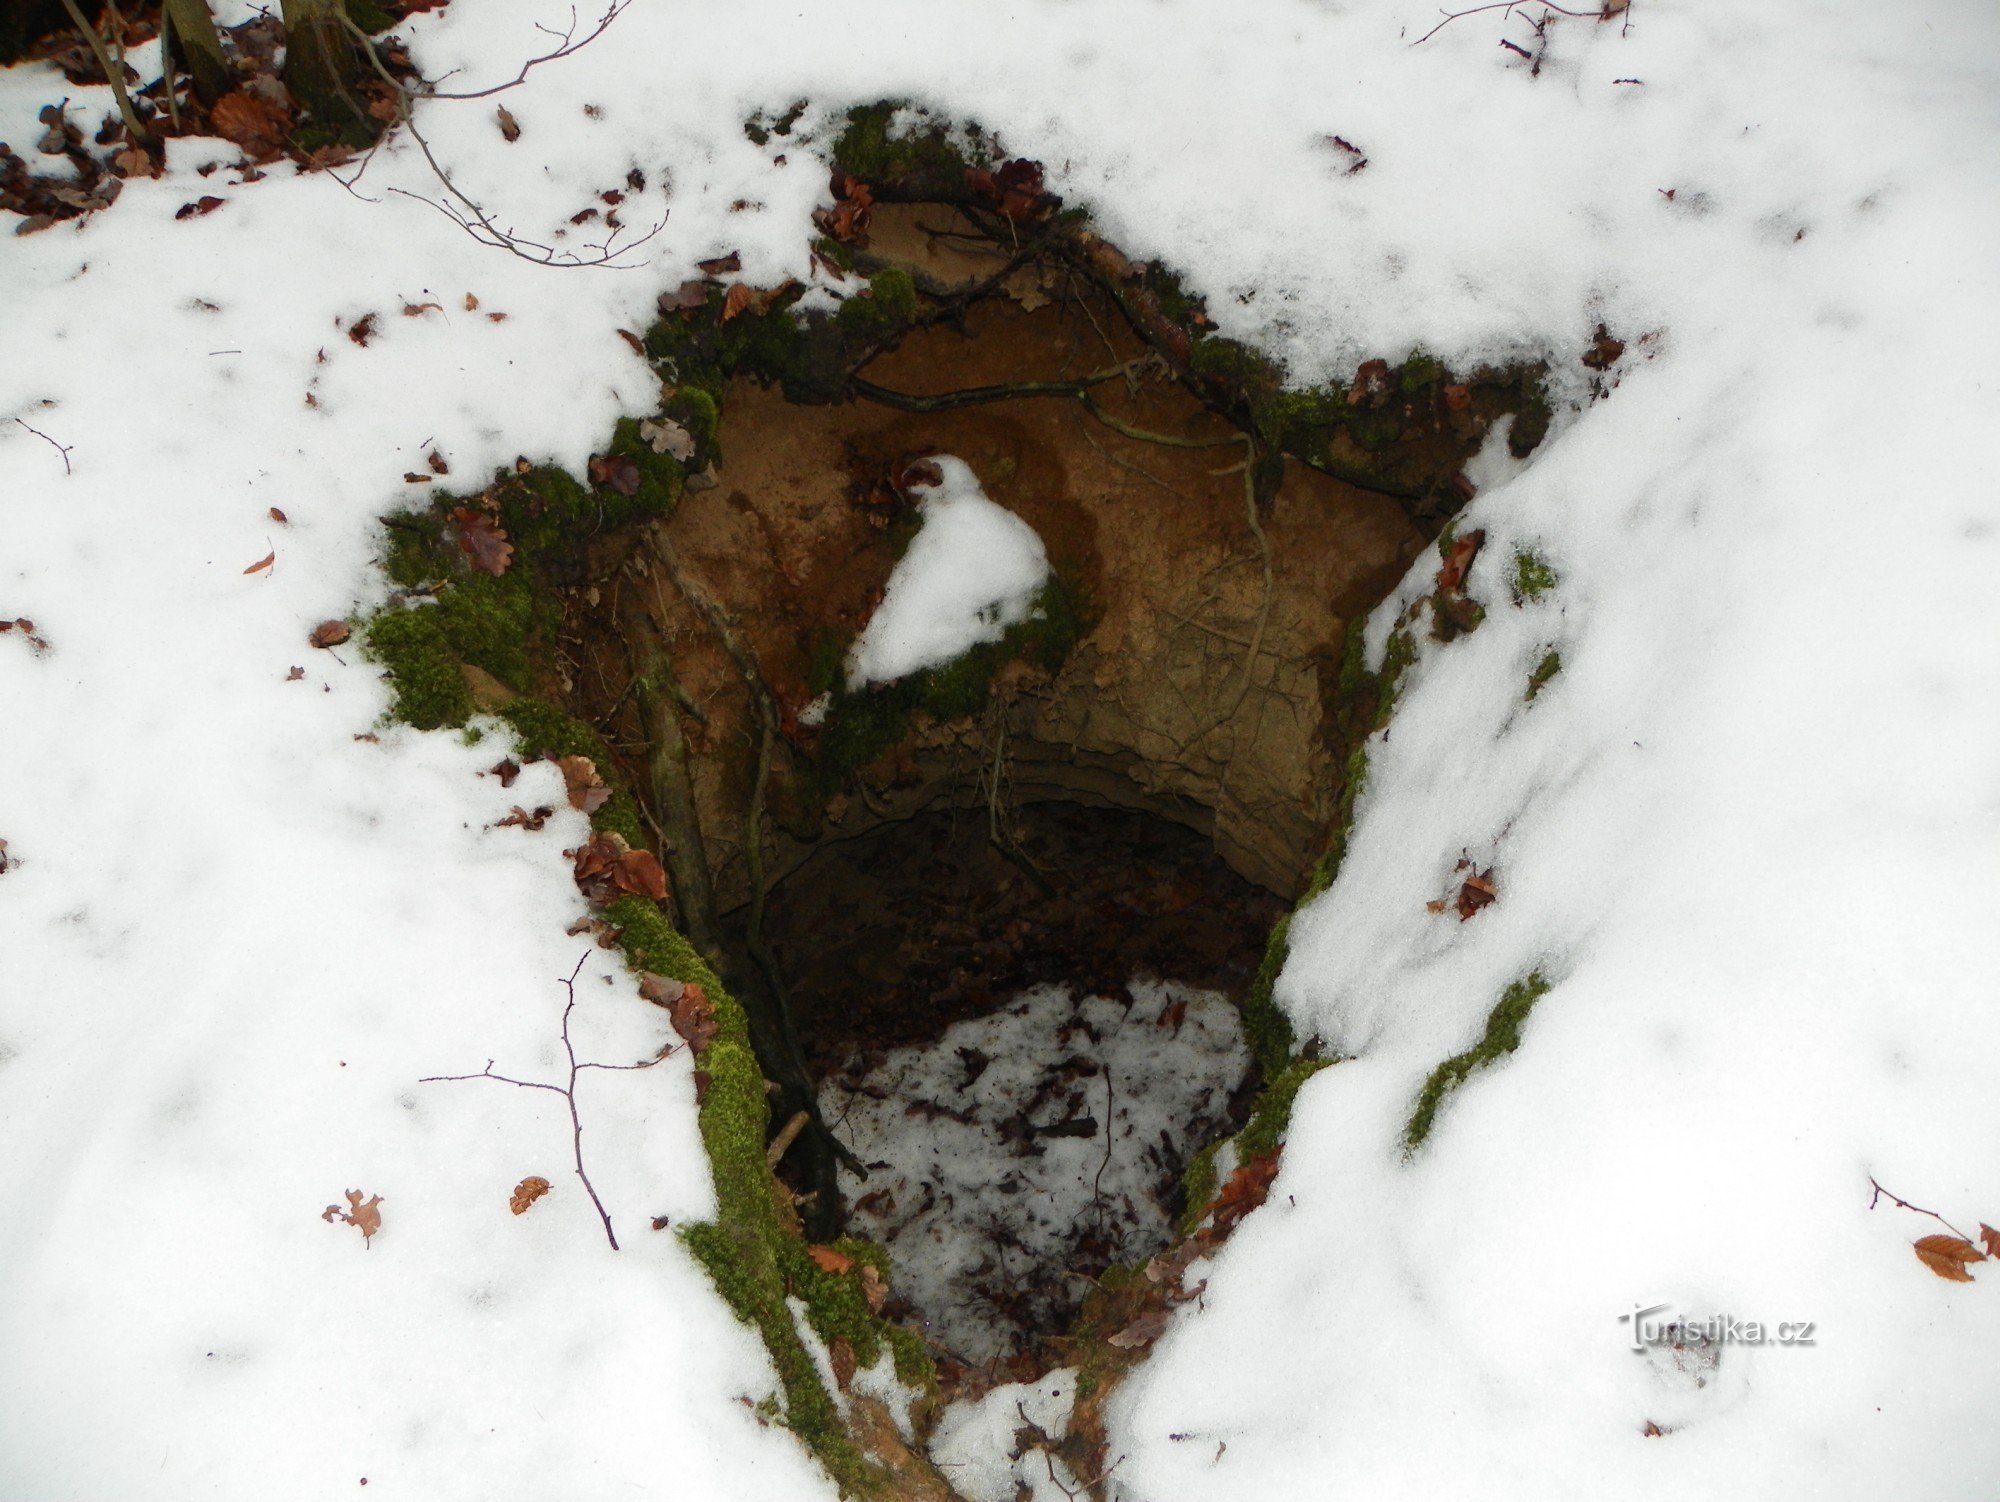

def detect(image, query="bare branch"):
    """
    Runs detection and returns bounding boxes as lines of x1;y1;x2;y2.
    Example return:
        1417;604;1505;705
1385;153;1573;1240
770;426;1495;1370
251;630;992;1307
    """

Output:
1869;1176;1976;1244
415;1;632;101
1411;1;1606;47
13;418;74;475
422;952;672;1250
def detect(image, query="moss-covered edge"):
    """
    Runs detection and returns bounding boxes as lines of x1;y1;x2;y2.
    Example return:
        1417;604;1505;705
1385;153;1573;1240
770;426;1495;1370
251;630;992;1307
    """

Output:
1403;970;1552;1150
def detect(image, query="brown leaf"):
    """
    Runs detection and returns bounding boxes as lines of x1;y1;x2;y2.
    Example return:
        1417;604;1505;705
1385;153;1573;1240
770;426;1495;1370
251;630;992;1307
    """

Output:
486;312;508;323
210;89;292;161
697;251;741;275
269;506;289;522
613;847;669;900
348;312;380;347
310;619;351;648
322;1188;384;1246
1582;323;1626;371
829;1335;856;1390
1437;529;1486;593
404;473;433;484
425;450;449;475
1442;383;1472;411
587;453;642;497
488;757;521;787
638;417;695;461
721;282;755;322
638;971;686;1007
1107;1310;1172;1350
1348;357;1391;405
509;1176;552;1215
1210;1151;1280;1233
659;280;710;316
286;665;305;681
1914;1234;1986;1282
243;550;275;574
616;328;646;357
1455;869;1498;921
496;105;521;142
1981;1224;2000;1260
175;195;227;220
556;754;611;813
808;1244;855;1275
464;292;480;311
665;979;718;1053
495;804;552;831
450;507;514;576
858;1262;887;1313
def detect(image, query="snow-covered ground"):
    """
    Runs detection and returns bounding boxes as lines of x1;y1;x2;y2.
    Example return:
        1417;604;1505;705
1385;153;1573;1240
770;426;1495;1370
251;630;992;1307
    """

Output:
4;0;1998;1498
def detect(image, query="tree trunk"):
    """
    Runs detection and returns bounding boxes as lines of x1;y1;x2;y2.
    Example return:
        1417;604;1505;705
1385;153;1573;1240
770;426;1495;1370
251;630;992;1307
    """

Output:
279;0;364;132
162;0;230;106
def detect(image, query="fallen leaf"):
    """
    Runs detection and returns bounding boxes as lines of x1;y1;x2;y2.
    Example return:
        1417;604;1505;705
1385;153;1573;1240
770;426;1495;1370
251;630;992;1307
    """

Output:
721;282;755;322
587;454;642;497
402;301;442;318
659;280;710;315
404;473;432;484
1455;869;1498;921
210;88;292;161
1442;383;1471;411
556;754;611;813
322;1188;384;1246
1348;357;1391;405
857;1263;887;1313
286;665;305;681
829;1336;856;1390
697;251;741;275
638;417;695;461
450;507;514;576
174;195;227;220
664;978;718;1053
808;1245;855;1275
616;328;646;357
1914;1233;1986;1282
463;292;480;311
1107;1310;1172;1349
638;972;686;1007
488;757;521;787
426;450;449;475
269;506;289;523
495;804;552;831
1582;323;1626;371
1209;1151;1280;1233
1642;1420;1663;1437
486;312;508;323
310;619;351;648
1437;529;1486;593
348;312;380;347
496;105;521;142
1982;1224;2000;1260
651;1215;672;1231
243;550;275;574
509;1176;552;1214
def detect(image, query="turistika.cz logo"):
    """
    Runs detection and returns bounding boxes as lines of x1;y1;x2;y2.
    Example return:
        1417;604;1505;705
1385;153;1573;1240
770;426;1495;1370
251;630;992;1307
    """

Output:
1619;1302;1817;1352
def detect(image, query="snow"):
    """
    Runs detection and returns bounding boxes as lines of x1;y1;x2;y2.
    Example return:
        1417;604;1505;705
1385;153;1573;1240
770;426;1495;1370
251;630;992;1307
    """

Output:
3;0;1998;1497
928;1368;1082;1502
844;455;1050;688
822;980;1246;1368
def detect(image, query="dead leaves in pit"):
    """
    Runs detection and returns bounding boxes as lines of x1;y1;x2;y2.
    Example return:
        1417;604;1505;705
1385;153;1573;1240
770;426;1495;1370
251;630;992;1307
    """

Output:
1428;856;1498;922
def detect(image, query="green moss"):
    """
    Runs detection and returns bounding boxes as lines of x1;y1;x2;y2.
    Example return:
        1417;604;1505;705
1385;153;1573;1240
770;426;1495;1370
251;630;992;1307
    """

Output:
382;512;446;588
1239;1056;1330;1161
1512;548;1558;604
1253;384;1346;463
1398;350;1447;394
364;604;472;730
830;100;975;192
836;267;917;331
603;416;688;515
498;701;650;848
1526;649;1563;702
435;567;542;689
342;0;395;31
1237;914;1298;1080
1189;331;1281;392
1405;971;1552;1149
1509;368;1553;457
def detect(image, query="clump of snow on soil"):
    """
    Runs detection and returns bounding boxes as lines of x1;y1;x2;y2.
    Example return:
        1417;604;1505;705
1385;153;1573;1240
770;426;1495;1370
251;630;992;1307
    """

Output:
822;980;1246;1368
845;456;1049;688
929;1367;1082;1502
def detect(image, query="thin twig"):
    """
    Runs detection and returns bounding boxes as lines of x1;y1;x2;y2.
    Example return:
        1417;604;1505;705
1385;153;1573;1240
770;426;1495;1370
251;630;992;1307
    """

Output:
13;418;74;475
421;953;672;1250
1411;0;1603;46
415;0;631;100
1869;1177;1975;1244
57;0;150;144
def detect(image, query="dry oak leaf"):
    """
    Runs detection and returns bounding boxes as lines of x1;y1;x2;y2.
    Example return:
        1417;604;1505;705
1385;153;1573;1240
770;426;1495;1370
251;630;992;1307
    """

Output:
510;1176;552;1215
1438;529;1485;594
210;88;291;161
1914;1234;1986;1283
639;417;696;461
1209;1151;1281;1234
310;619;351;648
664;979;718;1054
857;1262;888;1314
587;453;642;497
807;1244;855;1276
557;754;611;814
322;1188;384;1246
569;831;669;904
450;507;514;577
1982;1224;2000;1260
1107;1310;1173;1350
